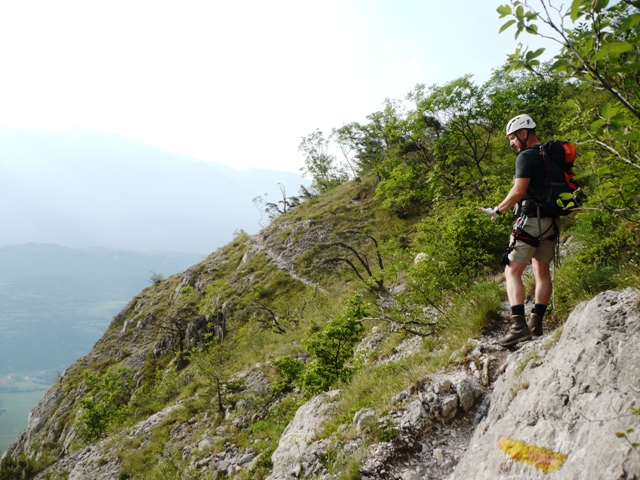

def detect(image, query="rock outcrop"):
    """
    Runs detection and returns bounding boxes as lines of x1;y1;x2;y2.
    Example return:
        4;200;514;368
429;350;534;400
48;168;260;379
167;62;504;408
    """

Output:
453;288;640;479
267;390;341;480
265;289;640;480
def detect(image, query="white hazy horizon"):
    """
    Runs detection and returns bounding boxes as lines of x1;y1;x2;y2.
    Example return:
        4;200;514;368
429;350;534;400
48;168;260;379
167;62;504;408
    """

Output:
0;0;556;174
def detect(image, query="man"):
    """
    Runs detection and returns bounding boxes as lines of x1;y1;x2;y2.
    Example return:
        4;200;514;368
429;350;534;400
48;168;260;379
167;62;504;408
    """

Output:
478;114;557;348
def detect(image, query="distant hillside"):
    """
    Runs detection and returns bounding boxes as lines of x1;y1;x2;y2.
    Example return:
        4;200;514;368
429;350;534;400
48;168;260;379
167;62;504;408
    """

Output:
0;129;307;254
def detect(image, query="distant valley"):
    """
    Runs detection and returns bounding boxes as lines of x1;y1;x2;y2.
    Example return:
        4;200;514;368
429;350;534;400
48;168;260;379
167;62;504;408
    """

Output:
0;243;203;451
0;243;204;380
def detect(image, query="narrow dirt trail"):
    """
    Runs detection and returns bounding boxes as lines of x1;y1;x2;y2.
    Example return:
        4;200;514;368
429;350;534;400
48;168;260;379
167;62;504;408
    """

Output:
247;233;321;289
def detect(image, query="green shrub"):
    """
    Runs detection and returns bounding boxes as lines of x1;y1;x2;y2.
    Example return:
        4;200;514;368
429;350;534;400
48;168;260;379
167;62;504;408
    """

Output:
271;355;306;393
0;454;38;480
300;295;368;393
376;417;399;442
554;212;640;318
148;271;165;285
191;335;239;414
375;155;441;217
74;365;135;442
409;205;510;309
271;295;368;394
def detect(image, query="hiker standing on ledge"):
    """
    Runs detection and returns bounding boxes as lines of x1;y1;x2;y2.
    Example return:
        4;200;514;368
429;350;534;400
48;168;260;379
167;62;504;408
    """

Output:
478;114;557;348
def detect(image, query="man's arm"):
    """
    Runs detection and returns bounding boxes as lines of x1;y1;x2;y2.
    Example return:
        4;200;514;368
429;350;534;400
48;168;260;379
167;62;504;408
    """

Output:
478;177;531;220
497;177;530;214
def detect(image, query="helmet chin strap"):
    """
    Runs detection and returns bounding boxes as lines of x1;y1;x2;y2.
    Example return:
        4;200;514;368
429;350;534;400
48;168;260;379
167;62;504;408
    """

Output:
515;130;529;150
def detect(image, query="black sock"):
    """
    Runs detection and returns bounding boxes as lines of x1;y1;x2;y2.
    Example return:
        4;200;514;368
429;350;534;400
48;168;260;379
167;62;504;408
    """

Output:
511;304;525;316
533;304;548;317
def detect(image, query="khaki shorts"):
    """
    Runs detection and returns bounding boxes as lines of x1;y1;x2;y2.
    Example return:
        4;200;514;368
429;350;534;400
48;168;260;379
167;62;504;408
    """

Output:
508;216;557;265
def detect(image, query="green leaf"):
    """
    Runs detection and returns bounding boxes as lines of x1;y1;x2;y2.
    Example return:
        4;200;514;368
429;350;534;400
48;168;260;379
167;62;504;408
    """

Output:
610;118;624;130
551;59;569;72
601;103;613;118
496;4;512;17
616;432;626;438
621;14;640;31
500;19;517;33
600;188;618;200
610;41;634;54
585;36;595;52
622;131;640;141
570;0;584;22
515;23;525;40
620;174;636;185
590;40;631;63
599;41;634;57
590;119;607;132
627;429;635;434
516;4;524;20
527;47;545;59
591;50;607;63
574;170;592;180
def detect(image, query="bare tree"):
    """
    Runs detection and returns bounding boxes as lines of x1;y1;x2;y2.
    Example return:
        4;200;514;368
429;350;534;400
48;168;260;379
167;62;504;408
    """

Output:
307;230;387;293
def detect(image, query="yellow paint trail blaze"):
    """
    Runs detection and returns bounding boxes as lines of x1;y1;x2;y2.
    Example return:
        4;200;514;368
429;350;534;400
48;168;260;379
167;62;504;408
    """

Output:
496;435;568;474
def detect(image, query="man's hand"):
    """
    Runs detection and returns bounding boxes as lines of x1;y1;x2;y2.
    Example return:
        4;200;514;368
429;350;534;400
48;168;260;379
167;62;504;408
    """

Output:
477;206;501;221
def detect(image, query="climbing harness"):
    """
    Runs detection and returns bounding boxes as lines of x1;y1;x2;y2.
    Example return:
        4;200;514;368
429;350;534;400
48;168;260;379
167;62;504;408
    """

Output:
501;204;557;266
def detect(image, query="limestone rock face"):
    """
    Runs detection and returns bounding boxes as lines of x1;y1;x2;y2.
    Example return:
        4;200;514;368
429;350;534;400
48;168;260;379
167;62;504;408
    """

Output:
453;288;640;480
267;389;341;480
35;445;120;480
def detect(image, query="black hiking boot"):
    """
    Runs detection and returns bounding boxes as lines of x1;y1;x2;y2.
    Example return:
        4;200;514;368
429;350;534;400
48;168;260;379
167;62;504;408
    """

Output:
527;312;543;338
498;315;531;349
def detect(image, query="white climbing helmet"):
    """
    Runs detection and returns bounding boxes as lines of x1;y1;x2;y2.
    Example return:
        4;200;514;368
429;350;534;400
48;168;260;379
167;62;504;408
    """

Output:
506;114;537;135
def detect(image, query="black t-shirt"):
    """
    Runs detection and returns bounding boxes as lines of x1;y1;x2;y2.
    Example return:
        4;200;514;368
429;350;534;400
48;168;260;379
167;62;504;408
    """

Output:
515;146;546;199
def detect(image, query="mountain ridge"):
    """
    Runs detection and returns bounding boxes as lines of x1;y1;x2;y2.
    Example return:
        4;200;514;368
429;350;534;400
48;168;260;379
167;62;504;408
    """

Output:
0;128;307;254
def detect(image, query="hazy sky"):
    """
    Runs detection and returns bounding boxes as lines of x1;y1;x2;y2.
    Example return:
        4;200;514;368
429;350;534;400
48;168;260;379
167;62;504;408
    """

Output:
0;0;555;173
